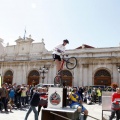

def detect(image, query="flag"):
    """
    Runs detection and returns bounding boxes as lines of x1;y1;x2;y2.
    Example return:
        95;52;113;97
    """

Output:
23;28;26;40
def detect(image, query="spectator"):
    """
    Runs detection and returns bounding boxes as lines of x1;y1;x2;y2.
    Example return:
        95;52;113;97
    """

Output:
0;83;9;113
87;94;92;105
78;87;84;100
30;87;36;100
69;87;88;120
9;87;15;103
91;88;97;103
15;85;22;108
109;88;120;120
38;87;48;116
97;87;102;105
21;86;27;106
7;99;13;112
24;87;46;120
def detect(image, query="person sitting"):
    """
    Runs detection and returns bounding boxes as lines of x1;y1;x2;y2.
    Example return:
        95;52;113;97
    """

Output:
69;87;88;120
109;88;120;120
87;94;92;105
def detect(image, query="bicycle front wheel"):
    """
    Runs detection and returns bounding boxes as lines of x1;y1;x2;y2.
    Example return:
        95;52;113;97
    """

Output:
54;76;62;87
66;57;77;70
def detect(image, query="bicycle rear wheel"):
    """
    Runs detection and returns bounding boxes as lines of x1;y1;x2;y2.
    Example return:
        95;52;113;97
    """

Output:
66;57;77;70
54;76;62;87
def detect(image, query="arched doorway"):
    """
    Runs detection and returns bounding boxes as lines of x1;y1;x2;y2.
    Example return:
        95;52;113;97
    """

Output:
3;70;13;84
59;70;72;86
28;70;39;86
94;69;111;86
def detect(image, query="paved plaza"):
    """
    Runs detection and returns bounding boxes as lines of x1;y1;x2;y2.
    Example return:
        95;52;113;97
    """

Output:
0;103;115;120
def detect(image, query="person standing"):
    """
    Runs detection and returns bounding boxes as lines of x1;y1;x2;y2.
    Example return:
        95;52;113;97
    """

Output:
38;87;48;116
97;87;102;105
109;88;120;120
24;87;46;120
91;88;97;103
52;39;69;72
78;87;84;100
0;83;9;113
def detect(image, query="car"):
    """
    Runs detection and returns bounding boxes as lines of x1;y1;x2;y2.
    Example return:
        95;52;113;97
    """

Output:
42;84;54;87
36;83;54;88
89;85;106;91
104;86;115;91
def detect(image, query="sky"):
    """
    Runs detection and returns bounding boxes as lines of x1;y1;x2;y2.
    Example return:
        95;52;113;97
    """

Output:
0;0;120;51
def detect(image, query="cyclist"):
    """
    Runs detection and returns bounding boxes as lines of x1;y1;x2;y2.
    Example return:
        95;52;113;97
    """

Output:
52;39;69;73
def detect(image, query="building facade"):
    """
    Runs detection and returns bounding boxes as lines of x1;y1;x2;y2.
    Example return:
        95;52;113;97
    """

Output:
0;36;120;87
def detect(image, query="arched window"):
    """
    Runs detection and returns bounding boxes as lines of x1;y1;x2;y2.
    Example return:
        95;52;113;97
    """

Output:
4;70;13;84
95;70;111;77
94;69;111;86
59;70;72;86
28;70;39;85
5;70;13;76
29;70;39;76
58;70;72;76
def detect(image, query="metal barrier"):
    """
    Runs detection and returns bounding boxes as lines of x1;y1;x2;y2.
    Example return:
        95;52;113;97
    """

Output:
102;92;113;120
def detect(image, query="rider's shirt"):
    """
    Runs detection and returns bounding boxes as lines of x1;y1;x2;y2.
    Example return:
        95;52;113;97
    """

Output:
52;44;65;56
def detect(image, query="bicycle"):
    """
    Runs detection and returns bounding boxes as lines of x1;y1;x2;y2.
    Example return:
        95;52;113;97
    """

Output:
54;54;77;87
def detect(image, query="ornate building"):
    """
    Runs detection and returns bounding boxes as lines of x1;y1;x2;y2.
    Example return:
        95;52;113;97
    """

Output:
0;36;120;87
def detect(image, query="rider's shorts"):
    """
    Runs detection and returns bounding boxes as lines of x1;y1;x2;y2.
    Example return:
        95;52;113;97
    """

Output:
52;54;61;61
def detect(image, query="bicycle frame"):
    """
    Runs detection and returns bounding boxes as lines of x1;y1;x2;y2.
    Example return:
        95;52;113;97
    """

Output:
59;55;68;71
54;55;77;87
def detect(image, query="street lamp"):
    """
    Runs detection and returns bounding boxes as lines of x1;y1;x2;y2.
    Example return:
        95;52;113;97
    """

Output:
118;66;120;73
39;65;48;83
0;74;1;87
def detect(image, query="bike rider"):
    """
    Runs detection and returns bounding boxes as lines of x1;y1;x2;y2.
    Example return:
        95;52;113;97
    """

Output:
52;39;69;73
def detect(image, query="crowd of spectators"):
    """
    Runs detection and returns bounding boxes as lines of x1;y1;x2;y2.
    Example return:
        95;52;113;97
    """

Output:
0;83;34;113
0;82;104;120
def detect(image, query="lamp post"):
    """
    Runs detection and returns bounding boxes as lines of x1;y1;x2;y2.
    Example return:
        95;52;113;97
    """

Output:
0;74;1;87
117;66;120;88
118;66;120;73
39;66;48;83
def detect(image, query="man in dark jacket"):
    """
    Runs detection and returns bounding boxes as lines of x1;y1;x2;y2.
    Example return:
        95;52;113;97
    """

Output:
0;83;8;112
24;87;46;120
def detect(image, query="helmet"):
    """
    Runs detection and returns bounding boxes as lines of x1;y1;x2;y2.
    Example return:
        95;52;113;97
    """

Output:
63;39;69;44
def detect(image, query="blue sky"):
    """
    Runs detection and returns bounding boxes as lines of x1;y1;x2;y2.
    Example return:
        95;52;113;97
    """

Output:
0;0;120;50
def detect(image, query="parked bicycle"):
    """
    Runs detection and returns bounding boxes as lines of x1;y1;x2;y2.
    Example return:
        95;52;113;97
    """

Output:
54;54;77;87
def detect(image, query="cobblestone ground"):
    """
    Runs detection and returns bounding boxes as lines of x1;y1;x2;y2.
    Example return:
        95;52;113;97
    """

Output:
0;103;116;120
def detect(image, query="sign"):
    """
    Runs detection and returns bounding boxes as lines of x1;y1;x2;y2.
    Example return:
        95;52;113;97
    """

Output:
50;92;61;105
48;87;63;108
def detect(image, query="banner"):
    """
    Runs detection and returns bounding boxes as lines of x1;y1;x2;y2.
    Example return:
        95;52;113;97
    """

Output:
0;75;1;88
